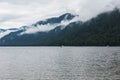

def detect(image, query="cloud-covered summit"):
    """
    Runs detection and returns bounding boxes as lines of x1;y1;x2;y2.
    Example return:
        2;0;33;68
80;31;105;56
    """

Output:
0;0;120;29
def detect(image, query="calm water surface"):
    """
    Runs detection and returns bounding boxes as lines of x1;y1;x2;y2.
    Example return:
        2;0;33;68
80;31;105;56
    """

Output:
0;47;120;80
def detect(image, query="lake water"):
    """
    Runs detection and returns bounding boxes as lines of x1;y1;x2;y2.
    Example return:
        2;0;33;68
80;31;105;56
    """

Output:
0;47;120;80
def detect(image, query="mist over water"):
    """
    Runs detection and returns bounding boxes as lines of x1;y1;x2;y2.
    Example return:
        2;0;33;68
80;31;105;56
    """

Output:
0;47;120;80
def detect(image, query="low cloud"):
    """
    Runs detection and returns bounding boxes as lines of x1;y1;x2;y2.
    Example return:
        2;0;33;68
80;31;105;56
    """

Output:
0;0;119;29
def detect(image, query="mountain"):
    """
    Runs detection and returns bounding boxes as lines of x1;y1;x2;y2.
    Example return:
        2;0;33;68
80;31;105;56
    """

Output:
0;13;76;37
33;13;76;26
0;28;19;39
0;13;78;45
0;29;6;33
0;8;120;46
51;8;120;46
19;13;77;34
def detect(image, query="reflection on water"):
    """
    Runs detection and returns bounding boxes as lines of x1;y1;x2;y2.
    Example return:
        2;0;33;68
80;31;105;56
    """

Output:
0;47;120;80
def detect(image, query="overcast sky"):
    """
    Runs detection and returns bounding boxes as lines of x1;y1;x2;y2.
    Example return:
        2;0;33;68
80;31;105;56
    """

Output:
0;0;120;29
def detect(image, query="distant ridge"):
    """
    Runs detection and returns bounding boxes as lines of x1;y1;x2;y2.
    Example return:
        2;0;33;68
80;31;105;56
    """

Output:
0;8;120;46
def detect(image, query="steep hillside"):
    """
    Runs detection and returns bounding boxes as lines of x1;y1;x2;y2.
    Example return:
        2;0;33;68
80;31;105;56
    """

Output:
0;9;120;46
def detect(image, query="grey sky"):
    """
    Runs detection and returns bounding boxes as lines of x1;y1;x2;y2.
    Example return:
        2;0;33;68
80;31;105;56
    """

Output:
0;0;120;29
